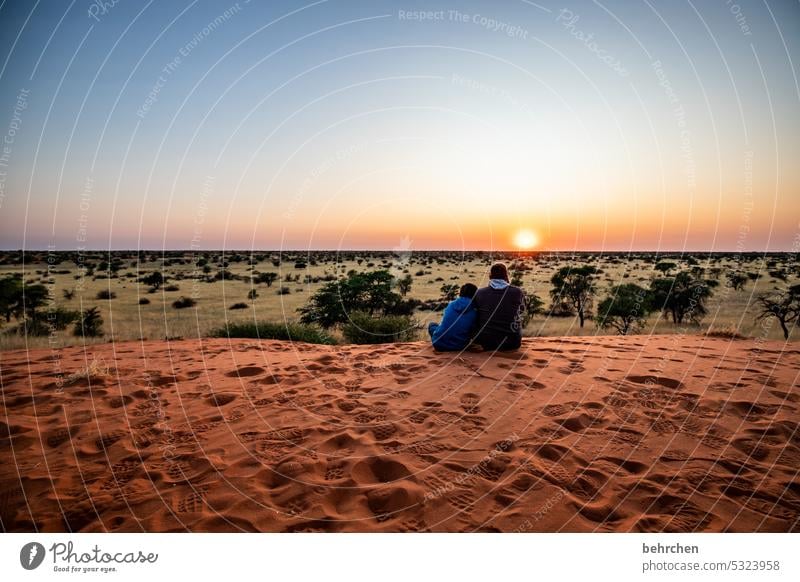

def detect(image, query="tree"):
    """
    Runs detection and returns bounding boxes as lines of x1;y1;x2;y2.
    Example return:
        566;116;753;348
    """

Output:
520;290;545;328
20;283;49;320
550;265;599;327
755;284;800;340
650;272;716;325
0;276;23;323
254;272;278;287
596;284;654;335
74;307;103;337
510;270;524;287
654;261;677;275
299;270;405;328
726;271;748;291
142;271;164;290
396;274;413;296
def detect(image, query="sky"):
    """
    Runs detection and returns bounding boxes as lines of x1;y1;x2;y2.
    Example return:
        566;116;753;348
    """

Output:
0;0;798;252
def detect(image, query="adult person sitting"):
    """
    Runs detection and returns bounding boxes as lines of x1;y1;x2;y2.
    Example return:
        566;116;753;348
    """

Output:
428;283;478;351
472;263;524;351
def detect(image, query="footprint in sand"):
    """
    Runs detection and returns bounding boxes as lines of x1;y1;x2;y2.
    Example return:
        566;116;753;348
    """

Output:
371;423;398;441
175;485;209;513
542;402;578;417
107;395;133;408
625;375;684;390
46;426;81;448
459;393;481;414
206;392;237;407
99;459;141;491
226;366;266;378
94;430;127;451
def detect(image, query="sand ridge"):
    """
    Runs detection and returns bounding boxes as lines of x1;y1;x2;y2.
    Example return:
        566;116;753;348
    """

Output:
1;335;798;532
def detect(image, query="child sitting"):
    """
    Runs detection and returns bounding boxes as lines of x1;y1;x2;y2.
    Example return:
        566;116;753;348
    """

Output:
427;283;478;351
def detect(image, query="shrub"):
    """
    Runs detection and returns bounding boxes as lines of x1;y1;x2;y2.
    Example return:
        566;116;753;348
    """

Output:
706;325;745;339
247;289;258;300
172;296;197;309
62;289;75;300
96;289;116;300
139;297;151;305
73;307;103;337
341;312;418;344
210;321;334;344
164;284;180;292
229;302;248;310
277;286;291;295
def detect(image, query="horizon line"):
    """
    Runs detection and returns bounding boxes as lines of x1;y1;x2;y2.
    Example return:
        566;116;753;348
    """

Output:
1;248;796;254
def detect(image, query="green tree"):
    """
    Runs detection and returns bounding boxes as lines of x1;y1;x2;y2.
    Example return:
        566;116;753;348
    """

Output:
21;283;49;320
654;261;677;275
396;274;413;296
550;265;599;327
520;290;545;328
142;271;164;290
726;271;748;291
596;284;654;335
74;307;104;337
299;270;404;328
254;272;278;287
650;272;716;325
0;276;23;323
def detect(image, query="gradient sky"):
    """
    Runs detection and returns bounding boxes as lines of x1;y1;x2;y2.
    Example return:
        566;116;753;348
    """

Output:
0;0;798;251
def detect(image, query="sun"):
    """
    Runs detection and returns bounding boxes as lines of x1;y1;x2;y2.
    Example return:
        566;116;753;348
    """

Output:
513;229;539;249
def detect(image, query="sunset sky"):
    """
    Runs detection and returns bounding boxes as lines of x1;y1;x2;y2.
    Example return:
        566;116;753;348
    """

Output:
0;0;798;251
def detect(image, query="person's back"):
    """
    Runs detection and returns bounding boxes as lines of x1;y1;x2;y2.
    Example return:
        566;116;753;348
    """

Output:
473;263;524;351
428;284;477;351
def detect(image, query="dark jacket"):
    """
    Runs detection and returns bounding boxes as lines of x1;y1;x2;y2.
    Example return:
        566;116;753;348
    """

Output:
472;285;524;350
430;296;477;351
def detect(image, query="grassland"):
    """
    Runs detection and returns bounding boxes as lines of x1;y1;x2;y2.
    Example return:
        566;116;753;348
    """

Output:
0;250;796;350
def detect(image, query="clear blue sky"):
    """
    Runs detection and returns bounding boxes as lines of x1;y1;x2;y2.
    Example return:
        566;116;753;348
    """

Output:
0;0;798;251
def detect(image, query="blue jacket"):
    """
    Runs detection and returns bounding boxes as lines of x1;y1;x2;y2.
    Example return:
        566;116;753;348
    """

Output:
431;296;477;351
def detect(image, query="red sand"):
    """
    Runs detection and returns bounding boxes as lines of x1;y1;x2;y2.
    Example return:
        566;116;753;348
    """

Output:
1;335;798;532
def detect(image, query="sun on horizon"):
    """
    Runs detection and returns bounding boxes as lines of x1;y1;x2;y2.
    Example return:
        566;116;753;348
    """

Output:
513;229;540;250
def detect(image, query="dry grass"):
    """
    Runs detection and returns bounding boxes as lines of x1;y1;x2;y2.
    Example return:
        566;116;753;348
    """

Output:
1;253;796;349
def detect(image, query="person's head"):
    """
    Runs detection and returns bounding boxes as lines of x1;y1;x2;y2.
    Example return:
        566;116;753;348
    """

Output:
459;283;478;299
490;263;509;282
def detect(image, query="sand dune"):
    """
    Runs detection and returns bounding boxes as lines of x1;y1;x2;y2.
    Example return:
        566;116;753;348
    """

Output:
1;335;798;532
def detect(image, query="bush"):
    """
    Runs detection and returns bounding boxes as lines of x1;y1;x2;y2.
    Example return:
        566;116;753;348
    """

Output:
96;289;116;300
172;296;197;309
277;286;291;295
341;312;418;344
210;321;335;344
73;307;103;337
229;302;248;310
47;307;81;330
139;297;151;305
164;284;180;292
